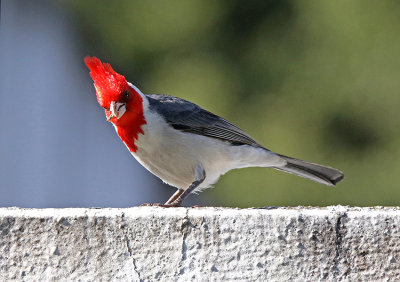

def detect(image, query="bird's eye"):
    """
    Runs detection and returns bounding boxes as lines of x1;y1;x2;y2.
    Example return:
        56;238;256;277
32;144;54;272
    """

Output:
122;90;130;101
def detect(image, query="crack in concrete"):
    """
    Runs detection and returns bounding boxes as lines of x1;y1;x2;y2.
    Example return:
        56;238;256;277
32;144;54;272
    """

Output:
121;212;142;282
333;212;348;279
178;209;190;275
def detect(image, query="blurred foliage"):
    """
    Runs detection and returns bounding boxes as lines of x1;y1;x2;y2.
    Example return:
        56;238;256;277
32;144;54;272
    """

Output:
67;0;400;207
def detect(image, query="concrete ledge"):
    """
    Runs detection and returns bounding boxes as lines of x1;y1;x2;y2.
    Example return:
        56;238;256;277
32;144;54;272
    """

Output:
0;206;399;281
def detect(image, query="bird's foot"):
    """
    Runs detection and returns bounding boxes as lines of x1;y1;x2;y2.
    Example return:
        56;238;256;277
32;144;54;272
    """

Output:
140;202;181;208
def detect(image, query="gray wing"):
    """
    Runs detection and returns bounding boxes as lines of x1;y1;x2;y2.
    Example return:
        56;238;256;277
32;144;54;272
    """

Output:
146;94;262;147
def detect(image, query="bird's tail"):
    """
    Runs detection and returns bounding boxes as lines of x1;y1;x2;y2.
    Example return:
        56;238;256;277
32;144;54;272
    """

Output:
274;154;344;186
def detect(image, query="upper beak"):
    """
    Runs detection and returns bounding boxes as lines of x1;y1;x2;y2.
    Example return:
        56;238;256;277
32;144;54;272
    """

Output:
107;101;127;121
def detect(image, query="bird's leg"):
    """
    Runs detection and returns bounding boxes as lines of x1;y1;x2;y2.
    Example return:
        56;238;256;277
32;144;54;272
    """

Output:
163;169;206;207
141;169;206;208
165;189;184;205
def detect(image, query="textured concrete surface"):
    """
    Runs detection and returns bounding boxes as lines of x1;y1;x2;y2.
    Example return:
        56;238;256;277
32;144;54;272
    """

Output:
0;206;399;281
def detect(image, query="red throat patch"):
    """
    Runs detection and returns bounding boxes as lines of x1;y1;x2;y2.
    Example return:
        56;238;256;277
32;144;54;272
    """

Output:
84;56;129;109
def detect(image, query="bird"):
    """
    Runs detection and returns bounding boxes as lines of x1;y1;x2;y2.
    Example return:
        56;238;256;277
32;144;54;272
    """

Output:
84;56;344;207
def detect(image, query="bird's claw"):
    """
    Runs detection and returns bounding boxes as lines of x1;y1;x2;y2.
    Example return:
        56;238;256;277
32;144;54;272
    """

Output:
140;202;180;208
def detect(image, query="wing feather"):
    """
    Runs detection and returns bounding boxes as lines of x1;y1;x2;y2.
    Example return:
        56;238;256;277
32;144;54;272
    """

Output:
147;94;261;147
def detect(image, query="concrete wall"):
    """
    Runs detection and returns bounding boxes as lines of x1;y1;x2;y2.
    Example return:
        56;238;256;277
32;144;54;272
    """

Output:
1;206;399;281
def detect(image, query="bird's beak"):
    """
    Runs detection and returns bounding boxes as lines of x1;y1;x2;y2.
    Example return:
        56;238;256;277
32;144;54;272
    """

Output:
107;101;126;121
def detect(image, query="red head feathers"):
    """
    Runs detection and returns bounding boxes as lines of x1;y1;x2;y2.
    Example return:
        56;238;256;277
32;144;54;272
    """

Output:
84;56;129;109
84;56;146;153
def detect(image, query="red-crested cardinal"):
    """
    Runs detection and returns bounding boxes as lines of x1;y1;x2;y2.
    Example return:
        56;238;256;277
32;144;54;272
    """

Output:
84;56;344;207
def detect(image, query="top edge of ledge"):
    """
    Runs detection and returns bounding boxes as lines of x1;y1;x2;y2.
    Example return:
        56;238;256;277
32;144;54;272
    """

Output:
0;205;399;218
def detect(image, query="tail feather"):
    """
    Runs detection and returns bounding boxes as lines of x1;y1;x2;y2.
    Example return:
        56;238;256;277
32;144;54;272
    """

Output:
274;154;344;186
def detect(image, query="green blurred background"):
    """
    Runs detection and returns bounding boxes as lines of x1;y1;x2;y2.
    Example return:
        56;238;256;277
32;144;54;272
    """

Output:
68;0;400;207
